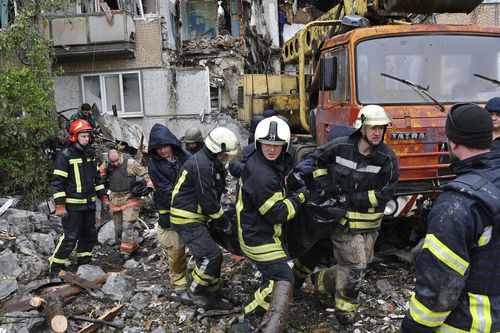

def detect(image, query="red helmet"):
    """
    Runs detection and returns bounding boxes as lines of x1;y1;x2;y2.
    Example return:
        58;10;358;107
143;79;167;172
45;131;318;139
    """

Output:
69;119;93;142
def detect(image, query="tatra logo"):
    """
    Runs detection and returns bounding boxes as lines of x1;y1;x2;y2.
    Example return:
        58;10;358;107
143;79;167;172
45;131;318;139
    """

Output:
390;132;426;140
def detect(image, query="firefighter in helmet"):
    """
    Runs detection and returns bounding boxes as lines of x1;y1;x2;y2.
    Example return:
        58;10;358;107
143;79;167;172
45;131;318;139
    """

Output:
170;127;238;310
302;105;399;325
237;116;309;328
49;119;108;281
183;127;204;155
99;149;153;255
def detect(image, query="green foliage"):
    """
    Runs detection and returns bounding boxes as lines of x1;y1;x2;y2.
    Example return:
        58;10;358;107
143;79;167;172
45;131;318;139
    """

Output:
0;1;64;208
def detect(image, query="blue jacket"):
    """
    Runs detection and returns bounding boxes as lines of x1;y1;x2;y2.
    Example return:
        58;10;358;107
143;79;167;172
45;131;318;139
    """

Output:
401;152;500;333
148;124;190;214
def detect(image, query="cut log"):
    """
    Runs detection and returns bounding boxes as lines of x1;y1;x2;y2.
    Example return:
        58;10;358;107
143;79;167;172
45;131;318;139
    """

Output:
44;295;68;333
2;275;107;314
258;281;293;333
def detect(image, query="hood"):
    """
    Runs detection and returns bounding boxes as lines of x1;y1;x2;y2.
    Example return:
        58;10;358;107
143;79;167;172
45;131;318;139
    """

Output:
148;123;182;155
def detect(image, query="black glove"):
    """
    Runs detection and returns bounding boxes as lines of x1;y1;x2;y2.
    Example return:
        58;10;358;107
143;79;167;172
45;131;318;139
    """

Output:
214;214;232;235
338;194;351;207
294;160;314;177
296;186;310;203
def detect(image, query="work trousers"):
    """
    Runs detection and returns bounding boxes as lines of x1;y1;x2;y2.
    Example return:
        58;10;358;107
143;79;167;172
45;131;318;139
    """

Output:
50;209;96;273
110;192;140;252
174;223;223;297
157;224;188;291
315;227;377;315
244;259;294;316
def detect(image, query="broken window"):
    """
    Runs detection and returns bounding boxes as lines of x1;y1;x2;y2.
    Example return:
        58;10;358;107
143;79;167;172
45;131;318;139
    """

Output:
182;1;218;40
82;71;143;117
52;0;157;17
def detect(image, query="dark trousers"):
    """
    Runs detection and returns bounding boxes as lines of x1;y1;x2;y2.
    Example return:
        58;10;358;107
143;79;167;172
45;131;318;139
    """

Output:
50;210;96;273
293;239;334;286
244;259;294;315
175;223;223;296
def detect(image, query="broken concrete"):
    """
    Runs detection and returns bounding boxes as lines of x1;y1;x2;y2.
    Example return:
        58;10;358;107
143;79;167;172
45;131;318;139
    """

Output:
0;277;19;301
0;249;23;278
101;273;136;302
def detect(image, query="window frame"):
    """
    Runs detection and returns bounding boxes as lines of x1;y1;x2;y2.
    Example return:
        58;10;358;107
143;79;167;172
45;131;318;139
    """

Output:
81;71;144;118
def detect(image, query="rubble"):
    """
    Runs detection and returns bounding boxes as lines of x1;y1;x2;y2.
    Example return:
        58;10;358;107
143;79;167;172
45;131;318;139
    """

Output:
0;196;416;332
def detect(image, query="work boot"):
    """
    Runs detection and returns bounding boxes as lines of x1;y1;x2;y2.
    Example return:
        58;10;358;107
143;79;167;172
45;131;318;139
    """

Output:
49;270;62;283
77;257;92;266
336;312;355;325
293;278;307;300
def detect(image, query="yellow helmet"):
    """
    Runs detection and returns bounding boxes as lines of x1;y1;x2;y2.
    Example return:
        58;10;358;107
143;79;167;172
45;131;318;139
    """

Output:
204;127;239;156
353;105;392;129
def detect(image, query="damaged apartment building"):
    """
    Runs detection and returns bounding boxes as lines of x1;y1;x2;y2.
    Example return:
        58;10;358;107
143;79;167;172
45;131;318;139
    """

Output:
41;0;283;141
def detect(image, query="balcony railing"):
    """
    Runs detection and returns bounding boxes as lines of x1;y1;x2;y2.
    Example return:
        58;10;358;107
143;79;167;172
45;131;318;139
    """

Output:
42;11;136;62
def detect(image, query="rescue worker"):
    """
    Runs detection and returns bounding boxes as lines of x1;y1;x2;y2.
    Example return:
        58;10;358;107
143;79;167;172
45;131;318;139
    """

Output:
305;105;399;325
485;97;500;150
401;103;500;333
50;119;108;282
42;129;69;161
99;149;153;255
237;116;309;328
183;127;204;155
148;123;190;292
170;127;238;310
67;103;99;134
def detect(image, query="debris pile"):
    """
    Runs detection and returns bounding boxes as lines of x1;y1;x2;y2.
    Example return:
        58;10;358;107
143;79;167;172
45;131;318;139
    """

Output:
0;188;415;332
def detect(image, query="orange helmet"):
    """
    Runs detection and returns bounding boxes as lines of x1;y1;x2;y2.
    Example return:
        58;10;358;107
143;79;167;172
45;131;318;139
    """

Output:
69;119;93;142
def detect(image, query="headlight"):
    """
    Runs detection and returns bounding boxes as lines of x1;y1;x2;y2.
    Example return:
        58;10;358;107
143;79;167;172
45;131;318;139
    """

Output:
384;199;398;216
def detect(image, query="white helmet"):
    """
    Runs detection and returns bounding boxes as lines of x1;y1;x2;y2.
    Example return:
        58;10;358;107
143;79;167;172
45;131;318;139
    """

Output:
254;116;291;151
204;127;239;156
353;105;392;130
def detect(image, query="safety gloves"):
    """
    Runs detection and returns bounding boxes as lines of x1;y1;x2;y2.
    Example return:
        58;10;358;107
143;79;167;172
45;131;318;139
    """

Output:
55;204;67;219
214;214;233;235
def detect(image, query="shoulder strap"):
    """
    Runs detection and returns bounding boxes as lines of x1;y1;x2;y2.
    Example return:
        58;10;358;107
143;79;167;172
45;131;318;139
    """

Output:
441;173;500;223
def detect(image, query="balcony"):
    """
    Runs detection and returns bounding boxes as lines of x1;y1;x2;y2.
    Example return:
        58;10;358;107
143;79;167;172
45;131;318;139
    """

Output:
42;11;136;62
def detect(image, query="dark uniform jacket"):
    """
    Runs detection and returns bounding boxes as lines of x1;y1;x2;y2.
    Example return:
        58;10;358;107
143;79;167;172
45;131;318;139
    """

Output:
492;137;500;151
401;152;500;333
170;147;226;226
308;134;399;233
67;111;98;131
237;151;304;263
148;124;190;215
51;144;106;211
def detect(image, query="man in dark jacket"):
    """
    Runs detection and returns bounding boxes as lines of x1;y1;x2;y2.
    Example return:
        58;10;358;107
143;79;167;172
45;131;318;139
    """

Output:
148;123;191;292
485;97;500;151
42;129;69;161
306;105;399;325
182;127;205;155
50;119;108;281
237;116;308;329
170;127;238;310
67;103;99;134
401;104;500;332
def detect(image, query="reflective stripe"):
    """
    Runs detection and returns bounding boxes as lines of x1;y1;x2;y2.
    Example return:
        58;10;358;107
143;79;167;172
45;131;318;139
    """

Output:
258;192;284;215
316;270;327;294
53;191;66;199
53;169;68;177
76;252;92;258
283;198;296;220
109;199;141;212
171;170;188;204
95;184;105;191
335;156;381;173
292;259;310;279
208;207;224;219
170;207;206;220
298;192;305;203
244;281;274;314
346;211;384;220
436;323;468;333
313;168;328;178
240;242;287;262
65;197;96;204
50;234;67;265
409;293;450;327
336;156;357;169
348;220;382;230
69;159;82;193
478;226;492;246
469;293;492;333
335;296;358;312
170;216;205;225
423;234;469;276
159;209;169;215
172;276;187;287
368;190;378;207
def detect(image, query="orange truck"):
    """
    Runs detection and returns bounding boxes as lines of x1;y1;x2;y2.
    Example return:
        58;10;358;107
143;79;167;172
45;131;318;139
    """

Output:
241;0;500;225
